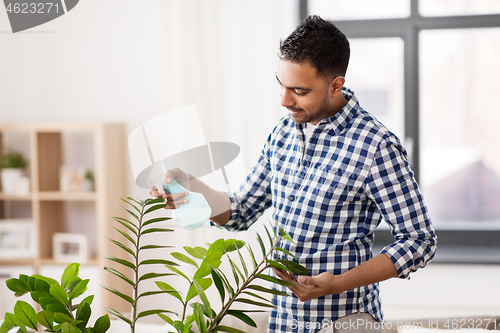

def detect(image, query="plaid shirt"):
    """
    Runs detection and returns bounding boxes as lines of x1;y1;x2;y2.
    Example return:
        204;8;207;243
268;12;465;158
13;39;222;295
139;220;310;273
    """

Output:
214;87;437;333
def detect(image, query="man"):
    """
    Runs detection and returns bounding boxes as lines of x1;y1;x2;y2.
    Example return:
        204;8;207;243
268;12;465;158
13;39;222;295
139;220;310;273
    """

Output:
152;15;437;333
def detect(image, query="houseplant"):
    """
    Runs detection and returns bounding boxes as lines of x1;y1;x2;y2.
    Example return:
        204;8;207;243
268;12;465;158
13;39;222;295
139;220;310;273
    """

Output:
0;150;28;195
0;262;110;333
104;197;309;333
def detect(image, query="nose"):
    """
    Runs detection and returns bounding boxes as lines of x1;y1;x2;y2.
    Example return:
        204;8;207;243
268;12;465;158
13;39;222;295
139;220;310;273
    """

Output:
280;88;295;108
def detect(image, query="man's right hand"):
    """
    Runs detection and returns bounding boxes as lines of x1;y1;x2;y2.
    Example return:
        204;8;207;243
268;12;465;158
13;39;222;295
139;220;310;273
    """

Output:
149;167;191;210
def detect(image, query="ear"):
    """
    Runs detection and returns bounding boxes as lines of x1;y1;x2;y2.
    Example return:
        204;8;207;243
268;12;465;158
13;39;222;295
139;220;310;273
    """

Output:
329;76;345;97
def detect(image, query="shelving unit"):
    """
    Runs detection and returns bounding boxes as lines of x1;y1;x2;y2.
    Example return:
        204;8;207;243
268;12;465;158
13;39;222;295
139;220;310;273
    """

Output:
0;123;130;317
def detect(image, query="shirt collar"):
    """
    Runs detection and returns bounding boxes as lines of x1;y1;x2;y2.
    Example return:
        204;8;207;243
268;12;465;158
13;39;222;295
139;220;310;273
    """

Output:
294;87;360;136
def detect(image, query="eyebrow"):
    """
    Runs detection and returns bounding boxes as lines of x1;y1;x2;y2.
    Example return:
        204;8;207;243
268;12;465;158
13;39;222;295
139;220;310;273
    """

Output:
275;75;312;91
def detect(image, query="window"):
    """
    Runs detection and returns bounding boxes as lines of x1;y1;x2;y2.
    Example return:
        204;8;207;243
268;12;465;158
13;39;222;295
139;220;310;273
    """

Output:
306;0;500;263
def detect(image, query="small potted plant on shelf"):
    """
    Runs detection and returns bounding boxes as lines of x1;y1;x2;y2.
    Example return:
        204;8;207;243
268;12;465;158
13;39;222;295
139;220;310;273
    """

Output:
0;150;28;195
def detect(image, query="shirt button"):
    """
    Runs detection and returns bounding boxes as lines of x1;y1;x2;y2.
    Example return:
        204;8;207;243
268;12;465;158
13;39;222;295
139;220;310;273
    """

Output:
289;196;294;201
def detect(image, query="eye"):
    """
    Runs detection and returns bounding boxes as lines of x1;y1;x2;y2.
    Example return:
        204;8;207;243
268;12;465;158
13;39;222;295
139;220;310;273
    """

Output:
294;89;308;96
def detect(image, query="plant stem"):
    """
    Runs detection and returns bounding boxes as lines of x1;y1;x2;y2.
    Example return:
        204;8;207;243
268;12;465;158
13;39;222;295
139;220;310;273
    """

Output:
207;238;280;331
131;203;145;333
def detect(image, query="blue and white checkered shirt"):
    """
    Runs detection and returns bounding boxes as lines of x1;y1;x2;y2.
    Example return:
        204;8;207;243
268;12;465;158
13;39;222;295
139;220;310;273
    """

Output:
214;87;437;333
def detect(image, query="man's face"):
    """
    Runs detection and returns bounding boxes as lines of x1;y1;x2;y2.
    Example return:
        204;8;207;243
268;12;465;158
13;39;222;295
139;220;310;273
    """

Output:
276;59;336;125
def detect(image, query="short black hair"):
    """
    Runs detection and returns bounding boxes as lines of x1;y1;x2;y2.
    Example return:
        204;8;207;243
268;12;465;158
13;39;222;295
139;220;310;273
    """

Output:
279;15;350;78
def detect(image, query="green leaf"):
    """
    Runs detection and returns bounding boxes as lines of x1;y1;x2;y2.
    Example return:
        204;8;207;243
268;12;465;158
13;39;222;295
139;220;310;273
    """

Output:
67;276;82;292
278;260;310;275
142;216;172;227
247;285;289;296
126;196;142;206
155;281;183;303
50;284;69;306
93;314;110;333
3;312;27;333
228;257;244;285
137;309;176;319
76;301;91;331
255;273;296;287
139;259;179;266
212;325;246;333
112;217;138;234
141;227;174;235
235;298;275;308
54;312;74;323
120;197;140;213
186;278;212;302
246;245;258;268
6;279;28;295
275;247;297;259
103;267;135;287
80;295;94;306
242;291;273;304
193;303;207;333
104;256;136;269
256;233;266;258
61;263;80;290
226;310;257;328
106;237;135;257
39;296;60;310
193;280;212;319
46;303;72;320
60;322;81;333
223;239;245;253
14;301;38;330
157;313;174;325
138;290;179;299
138;272;174;282
171;252;198;268
165;265;190;282
112;226;136;246
215;269;234;297
144;203;168;214
265;259;289;272
237;249;248;277
69;279;89;300
36;310;55;330
30;274;59;286
144;197;166;205
30;291;52;303
104;307;131;326
117;204;139;221
264;226;274;246
193;261;220;280
210;268;225;303
184;246;206;260
101;286;134;304
139;245;172;250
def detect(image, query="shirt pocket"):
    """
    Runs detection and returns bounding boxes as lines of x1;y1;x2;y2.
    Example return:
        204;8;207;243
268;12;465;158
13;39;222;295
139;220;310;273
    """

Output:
314;165;363;200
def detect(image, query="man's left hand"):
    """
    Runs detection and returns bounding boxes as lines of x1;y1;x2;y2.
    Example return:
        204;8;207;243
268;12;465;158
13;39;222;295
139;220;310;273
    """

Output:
272;268;341;302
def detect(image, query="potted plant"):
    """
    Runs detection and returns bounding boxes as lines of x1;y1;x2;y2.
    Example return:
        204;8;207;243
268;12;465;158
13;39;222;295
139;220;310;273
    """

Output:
0;262;110;333
103;197;309;333
0;150;28;195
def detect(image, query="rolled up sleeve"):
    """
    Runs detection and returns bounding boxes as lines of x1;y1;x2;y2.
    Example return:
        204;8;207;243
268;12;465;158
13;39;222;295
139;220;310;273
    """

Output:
366;139;437;279
211;136;273;232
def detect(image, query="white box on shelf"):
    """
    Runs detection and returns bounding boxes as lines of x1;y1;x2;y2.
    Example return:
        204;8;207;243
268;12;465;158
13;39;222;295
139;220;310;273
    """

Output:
0;220;36;259
53;233;88;263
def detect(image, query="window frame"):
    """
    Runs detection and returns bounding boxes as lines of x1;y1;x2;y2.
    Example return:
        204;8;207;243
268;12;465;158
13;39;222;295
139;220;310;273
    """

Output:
301;0;500;264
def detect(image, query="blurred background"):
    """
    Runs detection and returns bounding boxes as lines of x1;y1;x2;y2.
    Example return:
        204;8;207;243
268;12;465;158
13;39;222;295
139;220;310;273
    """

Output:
1;0;499;327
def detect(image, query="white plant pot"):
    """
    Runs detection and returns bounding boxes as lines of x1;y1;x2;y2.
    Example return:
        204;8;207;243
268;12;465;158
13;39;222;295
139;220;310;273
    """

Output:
1;168;23;194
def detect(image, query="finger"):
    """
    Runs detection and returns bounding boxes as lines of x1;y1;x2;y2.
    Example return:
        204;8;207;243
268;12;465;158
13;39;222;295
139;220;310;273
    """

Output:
168;191;189;201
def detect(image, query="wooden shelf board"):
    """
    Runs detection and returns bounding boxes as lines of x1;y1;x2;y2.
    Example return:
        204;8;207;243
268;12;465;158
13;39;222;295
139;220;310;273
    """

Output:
0;193;33;201
39;258;99;266
38;191;97;201
0;258;35;265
